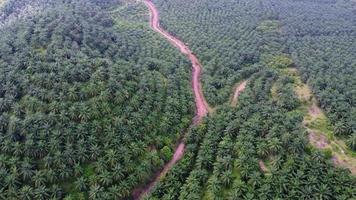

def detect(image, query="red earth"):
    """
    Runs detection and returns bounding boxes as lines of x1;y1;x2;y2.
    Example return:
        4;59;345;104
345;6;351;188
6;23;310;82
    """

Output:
231;80;247;106
132;143;185;199
132;0;210;199
144;0;209;123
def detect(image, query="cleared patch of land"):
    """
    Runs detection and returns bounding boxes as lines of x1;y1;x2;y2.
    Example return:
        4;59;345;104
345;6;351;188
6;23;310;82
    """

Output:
285;68;356;175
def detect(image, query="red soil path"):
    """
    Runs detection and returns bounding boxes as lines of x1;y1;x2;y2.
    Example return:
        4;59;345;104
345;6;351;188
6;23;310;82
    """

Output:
132;0;210;199
132;143;185;199
144;0;209;122
231;80;247;106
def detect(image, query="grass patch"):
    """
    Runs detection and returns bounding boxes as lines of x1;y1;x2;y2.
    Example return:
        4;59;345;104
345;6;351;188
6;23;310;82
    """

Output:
220;166;242;200
307;117;333;137
294;84;312;104
61;163;94;199
270;83;278;101
256;20;280;33
265;54;294;69
83;164;95;178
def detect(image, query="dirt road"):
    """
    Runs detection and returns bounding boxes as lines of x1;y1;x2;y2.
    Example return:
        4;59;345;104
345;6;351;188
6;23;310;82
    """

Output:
132;0;210;199
144;0;210;122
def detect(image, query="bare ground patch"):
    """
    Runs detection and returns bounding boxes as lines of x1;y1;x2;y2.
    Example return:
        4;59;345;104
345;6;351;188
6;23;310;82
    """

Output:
259;160;269;173
308;103;323;119
308;131;329;149
231;80;247;107
286;67;356;175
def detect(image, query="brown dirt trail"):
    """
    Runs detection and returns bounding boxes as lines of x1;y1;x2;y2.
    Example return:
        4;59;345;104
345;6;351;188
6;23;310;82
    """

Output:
231;80;247;107
144;0;210;121
132;0;210;199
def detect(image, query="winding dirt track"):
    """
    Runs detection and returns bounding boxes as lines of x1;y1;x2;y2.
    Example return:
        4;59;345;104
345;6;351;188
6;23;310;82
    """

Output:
132;0;210;199
144;0;210;122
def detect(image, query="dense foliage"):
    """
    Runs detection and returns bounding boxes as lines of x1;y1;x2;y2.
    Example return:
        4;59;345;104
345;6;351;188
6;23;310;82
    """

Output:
0;0;355;199
153;0;268;106
145;0;356;199
148;70;356;200
154;0;356;143
267;0;356;141
0;0;194;199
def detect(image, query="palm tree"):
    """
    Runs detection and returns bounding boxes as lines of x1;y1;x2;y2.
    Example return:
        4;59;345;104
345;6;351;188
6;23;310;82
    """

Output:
334;121;347;136
267;138;282;155
68;87;78;101
248;171;261;188
13;142;23;157
19;185;34;200
257;142;269;158
271;155;284;170
75;177;88;191
34;185;49;200
98;170;113;186
46;169;56;184
316;184;332;200
220;170;232;187
90;144;101;160
20;161;34;181
60;165;72;180
33;171;46;187
108;185;122;199
228;179;246;200
74;163;83;177
112;164;124;181
346;133;356;150
89;184;103;200
4;173;19;189
78;104;90;122
207;175;221;195
105;149;118;168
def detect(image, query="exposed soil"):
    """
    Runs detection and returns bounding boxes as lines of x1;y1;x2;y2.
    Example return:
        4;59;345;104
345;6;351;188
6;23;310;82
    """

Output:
308;130;329;149
132;0;210;199
259;160;269;173
144;0;209;122
132;143;185;199
308;103;322;118
331;156;356;174
286;67;356;175
231;80;247;107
